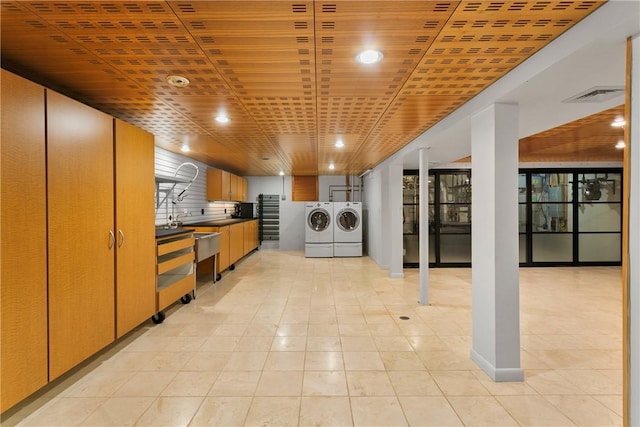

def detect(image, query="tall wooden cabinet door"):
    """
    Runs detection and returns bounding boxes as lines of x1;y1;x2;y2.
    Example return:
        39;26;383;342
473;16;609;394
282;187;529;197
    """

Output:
47;91;115;380
114;120;156;338
0;70;48;412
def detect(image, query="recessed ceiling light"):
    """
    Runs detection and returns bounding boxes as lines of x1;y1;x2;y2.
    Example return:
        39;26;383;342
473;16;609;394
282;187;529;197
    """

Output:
180;144;190;152
615;140;626;149
279;170;285;176
166;75;190;87
355;49;383;65
611;117;626;127
329;162;335;170
215;115;230;124
335;139;344;148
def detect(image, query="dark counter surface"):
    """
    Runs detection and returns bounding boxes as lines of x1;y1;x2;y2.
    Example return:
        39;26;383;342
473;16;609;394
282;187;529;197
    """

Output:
155;228;195;239
184;217;258;227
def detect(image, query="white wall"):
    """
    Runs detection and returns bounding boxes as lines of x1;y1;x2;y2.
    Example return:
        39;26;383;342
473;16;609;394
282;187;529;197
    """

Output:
246;175;353;251
319;175;362;202
363;167;387;268
154;147;234;226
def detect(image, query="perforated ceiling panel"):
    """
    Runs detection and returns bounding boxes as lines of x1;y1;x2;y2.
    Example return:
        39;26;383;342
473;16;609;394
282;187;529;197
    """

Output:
0;1;609;175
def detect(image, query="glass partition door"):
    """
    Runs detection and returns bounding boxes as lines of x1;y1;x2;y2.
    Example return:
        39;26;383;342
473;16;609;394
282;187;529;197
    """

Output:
404;168;622;268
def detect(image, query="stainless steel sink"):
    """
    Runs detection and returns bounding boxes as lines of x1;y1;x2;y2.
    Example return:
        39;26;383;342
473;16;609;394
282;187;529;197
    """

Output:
193;232;220;262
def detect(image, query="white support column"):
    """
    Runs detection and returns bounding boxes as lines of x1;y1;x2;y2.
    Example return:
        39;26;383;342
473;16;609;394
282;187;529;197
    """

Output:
419;148;429;304
470;103;524;382
628;34;639;427
389;161;404;279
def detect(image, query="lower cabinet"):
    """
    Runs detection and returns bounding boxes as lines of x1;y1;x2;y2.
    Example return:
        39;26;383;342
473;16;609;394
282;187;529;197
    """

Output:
192;220;259;276
229;223;245;266
217;226;231;271
244;220;259;254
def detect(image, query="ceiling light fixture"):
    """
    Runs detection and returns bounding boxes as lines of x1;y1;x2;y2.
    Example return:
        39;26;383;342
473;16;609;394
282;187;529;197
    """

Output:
180;144;190;152
355;49;383;65
615;140;626;149
611;117;626;127
329;162;335;170
279;170;285;176
215;114;230;124
166;75;190;88
335;139;344;148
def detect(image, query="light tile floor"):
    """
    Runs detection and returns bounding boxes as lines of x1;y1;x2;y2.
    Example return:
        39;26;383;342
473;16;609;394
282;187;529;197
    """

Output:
3;250;622;426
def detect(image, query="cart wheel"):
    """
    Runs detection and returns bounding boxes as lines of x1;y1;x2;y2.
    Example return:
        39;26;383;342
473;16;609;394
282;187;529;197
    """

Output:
229;264;235;271
216;273;222;281
181;294;192;304
151;312;165;324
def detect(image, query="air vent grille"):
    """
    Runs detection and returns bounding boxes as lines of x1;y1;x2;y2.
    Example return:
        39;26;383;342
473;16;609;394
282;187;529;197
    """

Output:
563;86;625;103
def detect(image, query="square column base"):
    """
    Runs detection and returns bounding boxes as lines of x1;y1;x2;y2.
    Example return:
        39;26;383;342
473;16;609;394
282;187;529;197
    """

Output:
471;348;524;382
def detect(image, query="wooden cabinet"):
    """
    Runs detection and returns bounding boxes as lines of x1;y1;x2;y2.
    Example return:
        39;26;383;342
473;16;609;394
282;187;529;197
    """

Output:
0;70;48;412
114;120;156;338
229;223;245;265
207;169;231;201
1;73;158;409
193;220;258;276
207;169;248;201
244;220;259;254
155;232;195;316
230;173;239;201
241;177;248;201
47;91;115;380
215;226;231;272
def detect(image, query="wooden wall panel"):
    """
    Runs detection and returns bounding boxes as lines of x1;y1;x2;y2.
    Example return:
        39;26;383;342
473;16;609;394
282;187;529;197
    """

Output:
292;176;318;201
0;70;48;412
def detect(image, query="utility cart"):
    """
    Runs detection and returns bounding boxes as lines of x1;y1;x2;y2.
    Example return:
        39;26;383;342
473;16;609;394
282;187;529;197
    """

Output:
152;229;196;324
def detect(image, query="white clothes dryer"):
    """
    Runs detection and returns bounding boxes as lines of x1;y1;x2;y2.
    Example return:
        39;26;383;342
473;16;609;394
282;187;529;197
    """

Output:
333;201;362;257
305;202;334;257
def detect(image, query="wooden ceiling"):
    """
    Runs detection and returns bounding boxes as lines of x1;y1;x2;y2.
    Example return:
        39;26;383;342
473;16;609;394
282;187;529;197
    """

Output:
519;104;625;162
1;1;609;176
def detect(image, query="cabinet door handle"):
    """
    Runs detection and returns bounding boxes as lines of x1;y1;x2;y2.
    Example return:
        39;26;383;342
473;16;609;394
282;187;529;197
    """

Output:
118;229;125;248
109;230;115;249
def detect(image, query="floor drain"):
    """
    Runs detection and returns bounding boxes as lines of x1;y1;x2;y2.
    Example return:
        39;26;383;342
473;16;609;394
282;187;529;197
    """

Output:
399;316;410;320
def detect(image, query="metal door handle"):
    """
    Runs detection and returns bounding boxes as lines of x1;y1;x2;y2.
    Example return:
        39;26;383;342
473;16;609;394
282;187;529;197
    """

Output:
109;230;115;249
118;229;125;248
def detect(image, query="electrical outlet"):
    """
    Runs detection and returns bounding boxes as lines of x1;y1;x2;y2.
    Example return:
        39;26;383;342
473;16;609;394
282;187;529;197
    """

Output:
201;208;205;214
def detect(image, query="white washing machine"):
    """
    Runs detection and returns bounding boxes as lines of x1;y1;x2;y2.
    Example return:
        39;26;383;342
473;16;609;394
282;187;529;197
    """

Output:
333;201;362;257
305;202;334;257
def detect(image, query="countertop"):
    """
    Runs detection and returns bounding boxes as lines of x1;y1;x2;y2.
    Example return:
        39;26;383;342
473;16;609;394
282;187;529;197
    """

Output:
184;217;258;227
155;228;195;239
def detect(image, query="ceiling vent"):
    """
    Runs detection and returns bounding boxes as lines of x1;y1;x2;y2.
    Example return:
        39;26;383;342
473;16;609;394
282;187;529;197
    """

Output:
563;86;625;103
